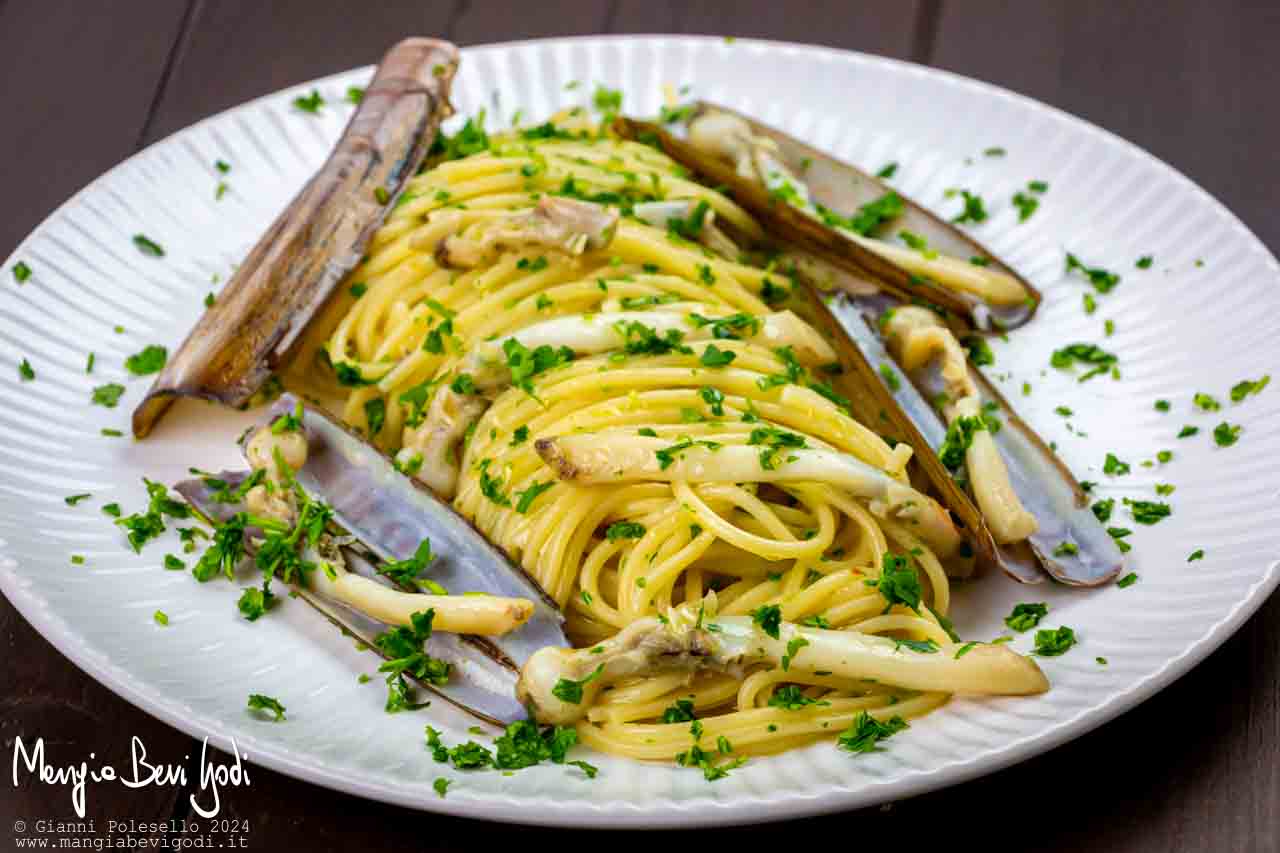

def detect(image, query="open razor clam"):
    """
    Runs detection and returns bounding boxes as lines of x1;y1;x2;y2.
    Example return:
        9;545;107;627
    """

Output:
615;104;1040;333
127;37;570;725
178;395;568;725
616;104;1121;586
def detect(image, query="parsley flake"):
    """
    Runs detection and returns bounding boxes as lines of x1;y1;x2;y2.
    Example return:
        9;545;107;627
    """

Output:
247;693;286;721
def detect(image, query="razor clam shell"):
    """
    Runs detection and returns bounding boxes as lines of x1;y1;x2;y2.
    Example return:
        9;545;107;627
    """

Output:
617;106;1040;332
827;294;1043;584
830;294;1123;586
132;38;460;439
967;369;1125;586
175;472;529;726
260;394;568;665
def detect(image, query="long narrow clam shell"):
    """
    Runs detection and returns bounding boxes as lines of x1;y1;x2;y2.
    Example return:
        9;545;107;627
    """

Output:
262;395;568;664
176;473;529;725
830;294;1123;586
615;105;1041;331
826;294;1041;584
132;38;460;438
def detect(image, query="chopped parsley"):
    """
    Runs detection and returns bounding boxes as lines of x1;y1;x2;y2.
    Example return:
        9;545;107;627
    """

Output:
1049;343;1117;381
1188;549;1205;562
605;521;646;541
237;585;273;621
874;553;922;613
292;89;324;113
876;162;899;179
433;777;450;798
1065;252;1119;293
698;344;736;368
514;481;554;514
688;311;760;341
767;686;830;711
433;113;491;161
1229;375;1269;402
515;255;549;273
1012;180;1047;221
1004;602;1048;632
125;345;168;376
1033;626;1077;656
13;261;31;283
374;609;451;712
247;693;286;721
1116;572;1139;588
747;425;806;470
1193;392;1221;412
332;362;374;387
781;636;809;671
363;398;385;437
898;229;937;258
654;438;720;470
1125;498;1171;525
510;425;530;446
477;459;511;507
1177;425;1199;438
962;335;995;367
551;664;604;704
1091;497;1114;522
450;373;476;395
751;604;782;640
1103;453;1130;476
878;363;901;391
132;234;165;257
116;478;189;553
18;359;35;381
153;610;169;626
663;699;698;723
1052;541;1079;557
591;85;623;116
64;493;92;506
699;385;725;415
937;415;986;470
377;539;436;588
837;712;909;754
1154;399;1171;412
346;86;364;104
617;320;690;357
1213;422;1242;447
948;189;988;224
666;200;711;240
816;192;903;237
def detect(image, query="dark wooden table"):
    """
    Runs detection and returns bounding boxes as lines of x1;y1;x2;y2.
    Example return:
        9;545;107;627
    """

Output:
2;2;1276;850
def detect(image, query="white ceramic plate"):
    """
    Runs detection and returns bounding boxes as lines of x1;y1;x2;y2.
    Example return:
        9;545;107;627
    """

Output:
2;35;1278;828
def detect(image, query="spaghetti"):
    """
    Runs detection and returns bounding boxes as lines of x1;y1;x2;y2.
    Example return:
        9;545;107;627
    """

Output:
319;114;981;760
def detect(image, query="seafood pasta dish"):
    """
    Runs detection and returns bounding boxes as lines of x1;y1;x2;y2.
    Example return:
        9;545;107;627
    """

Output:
107;37;1156;782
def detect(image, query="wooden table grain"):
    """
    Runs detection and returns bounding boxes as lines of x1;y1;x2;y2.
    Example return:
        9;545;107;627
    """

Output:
1;2;1275;850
